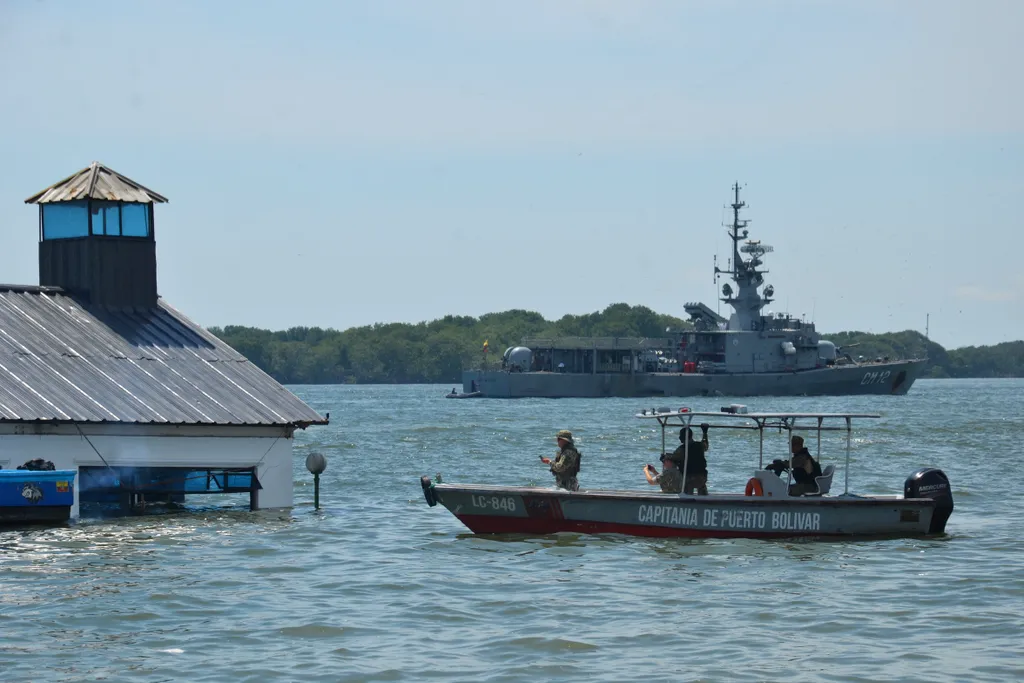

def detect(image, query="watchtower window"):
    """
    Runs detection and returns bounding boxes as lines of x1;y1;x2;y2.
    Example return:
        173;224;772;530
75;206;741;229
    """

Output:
85;201;151;237
41;201;89;239
121;203;150;237
91;201;120;235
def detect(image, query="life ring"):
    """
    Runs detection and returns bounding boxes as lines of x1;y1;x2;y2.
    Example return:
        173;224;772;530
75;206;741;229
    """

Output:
745;477;764;497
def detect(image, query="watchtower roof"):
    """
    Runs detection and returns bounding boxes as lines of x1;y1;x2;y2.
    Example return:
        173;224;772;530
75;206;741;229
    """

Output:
25;161;168;205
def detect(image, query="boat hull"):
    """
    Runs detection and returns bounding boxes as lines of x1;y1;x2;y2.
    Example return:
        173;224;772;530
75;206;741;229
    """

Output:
462;358;925;398
445;391;482;399
423;483;943;539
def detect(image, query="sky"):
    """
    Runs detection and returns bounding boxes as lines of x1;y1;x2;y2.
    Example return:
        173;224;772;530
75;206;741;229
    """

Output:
0;0;1021;349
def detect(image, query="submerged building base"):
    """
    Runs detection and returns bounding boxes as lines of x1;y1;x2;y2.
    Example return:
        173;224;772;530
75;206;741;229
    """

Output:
77;465;262;515
0;423;298;521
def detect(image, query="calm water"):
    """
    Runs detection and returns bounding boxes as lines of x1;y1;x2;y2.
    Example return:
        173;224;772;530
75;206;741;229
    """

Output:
2;379;1023;682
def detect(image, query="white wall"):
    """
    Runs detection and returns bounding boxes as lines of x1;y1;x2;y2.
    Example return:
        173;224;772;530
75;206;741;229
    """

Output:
0;423;295;519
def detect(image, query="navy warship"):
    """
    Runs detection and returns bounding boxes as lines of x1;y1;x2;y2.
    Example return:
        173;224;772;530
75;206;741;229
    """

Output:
462;184;927;398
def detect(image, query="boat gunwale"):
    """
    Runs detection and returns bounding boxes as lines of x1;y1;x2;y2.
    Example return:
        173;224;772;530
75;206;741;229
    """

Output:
431;484;934;507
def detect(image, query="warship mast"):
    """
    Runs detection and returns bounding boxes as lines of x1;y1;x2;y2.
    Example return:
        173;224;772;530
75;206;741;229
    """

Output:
714;183;775;332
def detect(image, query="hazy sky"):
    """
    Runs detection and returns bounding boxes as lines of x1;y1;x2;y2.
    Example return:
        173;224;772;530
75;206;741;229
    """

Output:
1;0;1021;349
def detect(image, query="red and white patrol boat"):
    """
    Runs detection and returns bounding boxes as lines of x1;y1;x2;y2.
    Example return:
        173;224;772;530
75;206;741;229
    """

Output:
420;408;954;540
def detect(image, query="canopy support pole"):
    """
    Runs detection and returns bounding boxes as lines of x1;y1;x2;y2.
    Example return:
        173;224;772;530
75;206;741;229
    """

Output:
682;415;692;492
844;416;851;494
758;419;764;468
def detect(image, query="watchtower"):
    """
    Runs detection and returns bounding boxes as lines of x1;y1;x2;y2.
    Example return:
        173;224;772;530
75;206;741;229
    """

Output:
26;162;168;309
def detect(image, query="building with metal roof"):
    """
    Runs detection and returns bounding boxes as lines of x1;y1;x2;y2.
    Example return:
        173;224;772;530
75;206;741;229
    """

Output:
0;286;326;427
0;163;328;522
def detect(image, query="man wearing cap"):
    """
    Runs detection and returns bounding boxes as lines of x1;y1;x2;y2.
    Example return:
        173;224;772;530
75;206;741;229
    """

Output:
540;430;581;491
669;424;710;495
788;435;822;496
644;453;683;493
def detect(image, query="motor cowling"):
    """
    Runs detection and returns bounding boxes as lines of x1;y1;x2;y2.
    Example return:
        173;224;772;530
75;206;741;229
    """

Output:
904;468;953;534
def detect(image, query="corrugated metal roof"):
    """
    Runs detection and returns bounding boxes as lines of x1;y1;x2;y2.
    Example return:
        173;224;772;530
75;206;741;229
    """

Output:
0;287;327;427
24;162;168;204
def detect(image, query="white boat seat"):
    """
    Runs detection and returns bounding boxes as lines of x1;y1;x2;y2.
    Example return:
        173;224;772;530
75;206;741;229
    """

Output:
753;470;789;498
813;464;835;495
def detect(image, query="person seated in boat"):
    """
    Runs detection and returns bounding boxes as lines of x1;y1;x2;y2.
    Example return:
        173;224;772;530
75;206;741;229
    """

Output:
643;453;682;493
669;425;710;495
788;435;822;496
539;429;581;492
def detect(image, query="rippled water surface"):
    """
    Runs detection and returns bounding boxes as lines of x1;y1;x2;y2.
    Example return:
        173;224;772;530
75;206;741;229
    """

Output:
2;380;1023;682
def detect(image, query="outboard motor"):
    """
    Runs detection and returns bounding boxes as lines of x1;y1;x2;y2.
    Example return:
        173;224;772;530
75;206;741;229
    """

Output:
904;468;954;534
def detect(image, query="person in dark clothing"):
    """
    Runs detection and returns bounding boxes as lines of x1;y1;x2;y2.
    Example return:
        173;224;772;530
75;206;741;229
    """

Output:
788;434;822;496
669;424;710;495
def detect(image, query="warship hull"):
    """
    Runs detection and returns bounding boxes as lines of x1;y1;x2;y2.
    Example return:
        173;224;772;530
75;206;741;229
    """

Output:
463;358;926;398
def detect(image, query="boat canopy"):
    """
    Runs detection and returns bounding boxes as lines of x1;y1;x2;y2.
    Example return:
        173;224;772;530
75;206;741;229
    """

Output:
635;409;880;431
635;408;882;494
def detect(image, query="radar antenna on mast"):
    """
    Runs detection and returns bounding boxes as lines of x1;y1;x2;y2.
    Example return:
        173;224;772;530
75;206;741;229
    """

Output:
710;182;779;330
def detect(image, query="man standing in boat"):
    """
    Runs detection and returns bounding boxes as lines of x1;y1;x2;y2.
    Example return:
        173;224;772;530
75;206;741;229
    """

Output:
670;425;710;495
788;435;822;496
540;430;581;491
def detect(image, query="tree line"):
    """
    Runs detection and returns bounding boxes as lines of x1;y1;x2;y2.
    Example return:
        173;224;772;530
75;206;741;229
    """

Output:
206;304;1023;384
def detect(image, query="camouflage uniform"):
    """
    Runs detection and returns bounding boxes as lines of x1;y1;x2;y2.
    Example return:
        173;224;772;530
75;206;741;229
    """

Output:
683;473;709;496
654;465;683;493
550;430;581;491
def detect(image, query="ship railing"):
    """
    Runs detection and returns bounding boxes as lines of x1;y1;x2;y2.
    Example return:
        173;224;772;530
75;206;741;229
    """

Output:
521;337;674;351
